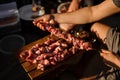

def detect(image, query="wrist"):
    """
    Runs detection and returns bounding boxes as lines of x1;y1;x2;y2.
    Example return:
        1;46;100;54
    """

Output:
50;14;58;24
53;13;61;24
50;14;55;20
52;14;61;24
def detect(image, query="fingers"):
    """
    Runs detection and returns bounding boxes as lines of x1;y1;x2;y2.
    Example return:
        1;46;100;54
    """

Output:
100;49;112;56
33;15;55;27
36;22;45;30
33;18;41;26
101;49;110;53
100;51;104;57
100;49;107;56
33;16;45;25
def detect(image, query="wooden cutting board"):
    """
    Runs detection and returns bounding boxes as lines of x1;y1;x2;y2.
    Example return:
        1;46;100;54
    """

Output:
16;35;84;80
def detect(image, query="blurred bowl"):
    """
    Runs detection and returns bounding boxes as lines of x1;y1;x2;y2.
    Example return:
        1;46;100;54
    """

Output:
57;2;70;13
0;34;25;54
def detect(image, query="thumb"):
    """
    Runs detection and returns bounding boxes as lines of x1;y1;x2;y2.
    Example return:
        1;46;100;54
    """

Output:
100;49;106;57
100;51;103;57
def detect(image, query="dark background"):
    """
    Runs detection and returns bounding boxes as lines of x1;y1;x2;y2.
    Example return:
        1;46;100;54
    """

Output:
0;0;120;80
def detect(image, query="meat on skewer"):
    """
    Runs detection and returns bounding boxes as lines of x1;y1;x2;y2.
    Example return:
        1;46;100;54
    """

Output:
36;22;92;50
20;22;93;71
20;38;75;71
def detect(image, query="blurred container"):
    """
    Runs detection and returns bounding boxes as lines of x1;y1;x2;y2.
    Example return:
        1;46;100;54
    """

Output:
57;2;70;13
0;2;21;36
0;34;25;54
0;2;20;26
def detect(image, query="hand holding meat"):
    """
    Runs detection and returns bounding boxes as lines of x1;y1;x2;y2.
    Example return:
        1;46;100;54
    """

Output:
33;15;56;30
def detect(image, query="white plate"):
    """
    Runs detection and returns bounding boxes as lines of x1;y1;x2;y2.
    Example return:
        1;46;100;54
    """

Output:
19;4;39;21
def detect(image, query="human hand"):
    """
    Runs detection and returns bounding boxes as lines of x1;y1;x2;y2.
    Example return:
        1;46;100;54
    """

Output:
59;0;80;31
68;0;80;12
59;24;75;31
100;49;120;68
33;15;55;26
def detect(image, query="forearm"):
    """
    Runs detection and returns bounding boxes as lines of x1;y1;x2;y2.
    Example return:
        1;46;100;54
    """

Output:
53;0;120;24
53;7;93;24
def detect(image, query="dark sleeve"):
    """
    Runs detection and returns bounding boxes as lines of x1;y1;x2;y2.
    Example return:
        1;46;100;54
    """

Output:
113;0;120;7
